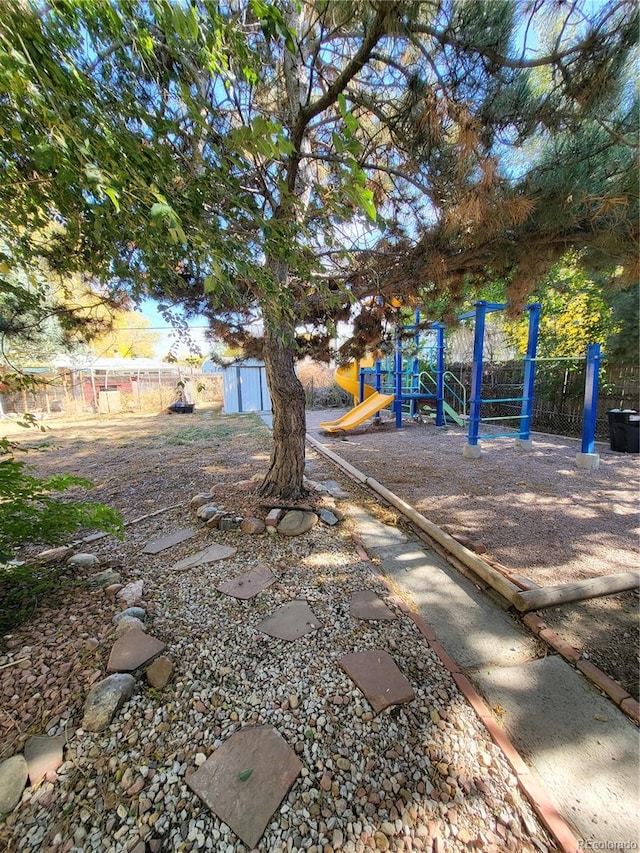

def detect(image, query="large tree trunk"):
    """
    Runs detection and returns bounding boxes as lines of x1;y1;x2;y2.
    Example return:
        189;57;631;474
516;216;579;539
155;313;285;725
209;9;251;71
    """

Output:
258;317;307;502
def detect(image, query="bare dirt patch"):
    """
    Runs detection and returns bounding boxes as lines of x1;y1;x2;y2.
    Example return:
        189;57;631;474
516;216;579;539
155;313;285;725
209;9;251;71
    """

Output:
306;410;640;700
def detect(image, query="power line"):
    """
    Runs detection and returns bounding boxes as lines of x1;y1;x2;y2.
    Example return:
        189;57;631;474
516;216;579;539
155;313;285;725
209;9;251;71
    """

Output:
104;325;211;331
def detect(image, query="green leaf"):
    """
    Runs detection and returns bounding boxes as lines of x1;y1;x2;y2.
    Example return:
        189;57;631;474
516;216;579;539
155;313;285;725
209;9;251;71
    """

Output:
344;112;358;135
171;6;198;41
347;185;377;222
150;201;173;220
359;188;377;222
104;187;120;212
237;768;253;782
167;224;187;245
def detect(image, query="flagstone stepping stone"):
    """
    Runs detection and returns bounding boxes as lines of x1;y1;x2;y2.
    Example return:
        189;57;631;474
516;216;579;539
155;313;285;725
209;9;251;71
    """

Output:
142;529;194;554
82;673;136;732
339;649;415;714
0;755;28;814
187;726;302;849
257;601;320;641
277;510;318;537
23;735;65;786
349;591;398;622
169;543;237;572
319;480;349;498
217;565;276;600
107;629;166;673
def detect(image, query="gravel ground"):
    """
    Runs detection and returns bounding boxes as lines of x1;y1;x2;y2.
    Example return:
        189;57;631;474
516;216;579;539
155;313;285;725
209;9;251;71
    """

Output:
306;410;640;699
0;409;558;852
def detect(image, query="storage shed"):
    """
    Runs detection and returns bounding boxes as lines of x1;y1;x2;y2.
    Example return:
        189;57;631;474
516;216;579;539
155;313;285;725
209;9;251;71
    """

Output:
201;359;223;374
222;360;271;413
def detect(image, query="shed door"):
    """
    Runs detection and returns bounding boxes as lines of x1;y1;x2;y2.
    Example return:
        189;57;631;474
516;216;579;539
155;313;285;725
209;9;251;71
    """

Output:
238;367;262;412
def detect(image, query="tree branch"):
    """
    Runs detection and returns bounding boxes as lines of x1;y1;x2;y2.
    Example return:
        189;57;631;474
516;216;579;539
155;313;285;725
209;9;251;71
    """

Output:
409;1;636;70
292;5;393;149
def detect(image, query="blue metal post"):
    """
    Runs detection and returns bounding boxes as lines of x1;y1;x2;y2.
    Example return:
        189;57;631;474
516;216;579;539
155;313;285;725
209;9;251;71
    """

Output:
395;333;403;428
581;343;601;454
467;302;487;445
411;309;420;417
435;323;445;427
519;303;541;440
370;358;383;424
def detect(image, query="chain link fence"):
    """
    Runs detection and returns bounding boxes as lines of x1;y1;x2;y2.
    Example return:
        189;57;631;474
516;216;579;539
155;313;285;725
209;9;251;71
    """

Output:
1;368;223;418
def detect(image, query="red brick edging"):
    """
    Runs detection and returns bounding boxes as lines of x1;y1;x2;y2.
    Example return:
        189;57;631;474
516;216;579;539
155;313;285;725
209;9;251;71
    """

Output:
352;531;582;853
522;613;640;726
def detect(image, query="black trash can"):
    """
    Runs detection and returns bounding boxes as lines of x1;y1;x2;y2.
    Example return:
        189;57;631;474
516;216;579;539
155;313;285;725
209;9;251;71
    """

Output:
607;410;640;453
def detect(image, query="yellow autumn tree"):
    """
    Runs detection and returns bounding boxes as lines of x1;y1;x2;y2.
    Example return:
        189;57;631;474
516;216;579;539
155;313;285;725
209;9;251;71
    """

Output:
50;276;160;359
505;254;618;358
88;311;160;359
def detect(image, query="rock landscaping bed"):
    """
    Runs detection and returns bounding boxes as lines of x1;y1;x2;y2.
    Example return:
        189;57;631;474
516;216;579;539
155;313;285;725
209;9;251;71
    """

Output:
0;409;559;852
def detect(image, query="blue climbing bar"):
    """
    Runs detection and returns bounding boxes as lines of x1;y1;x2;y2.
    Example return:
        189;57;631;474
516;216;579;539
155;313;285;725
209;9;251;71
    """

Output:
394;333;403;428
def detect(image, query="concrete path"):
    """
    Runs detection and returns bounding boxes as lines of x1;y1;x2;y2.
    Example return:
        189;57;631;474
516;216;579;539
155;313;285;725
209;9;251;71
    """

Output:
296;414;639;850
351;504;639;848
257;412;638;847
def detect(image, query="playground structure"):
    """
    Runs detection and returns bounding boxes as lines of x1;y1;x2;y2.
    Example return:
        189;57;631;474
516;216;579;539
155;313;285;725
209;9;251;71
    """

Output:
321;303;539;442
320;301;608;468
320;312;466;434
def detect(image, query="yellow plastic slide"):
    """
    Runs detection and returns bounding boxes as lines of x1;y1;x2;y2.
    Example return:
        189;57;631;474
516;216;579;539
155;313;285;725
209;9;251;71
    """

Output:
319;360;395;433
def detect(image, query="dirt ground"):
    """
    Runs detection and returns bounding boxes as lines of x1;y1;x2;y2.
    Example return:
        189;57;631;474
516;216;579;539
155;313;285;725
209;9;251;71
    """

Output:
306;409;640;700
3;404;639;701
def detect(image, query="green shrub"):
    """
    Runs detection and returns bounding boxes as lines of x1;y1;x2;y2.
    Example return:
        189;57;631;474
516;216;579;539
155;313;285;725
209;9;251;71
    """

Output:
0;436;123;563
